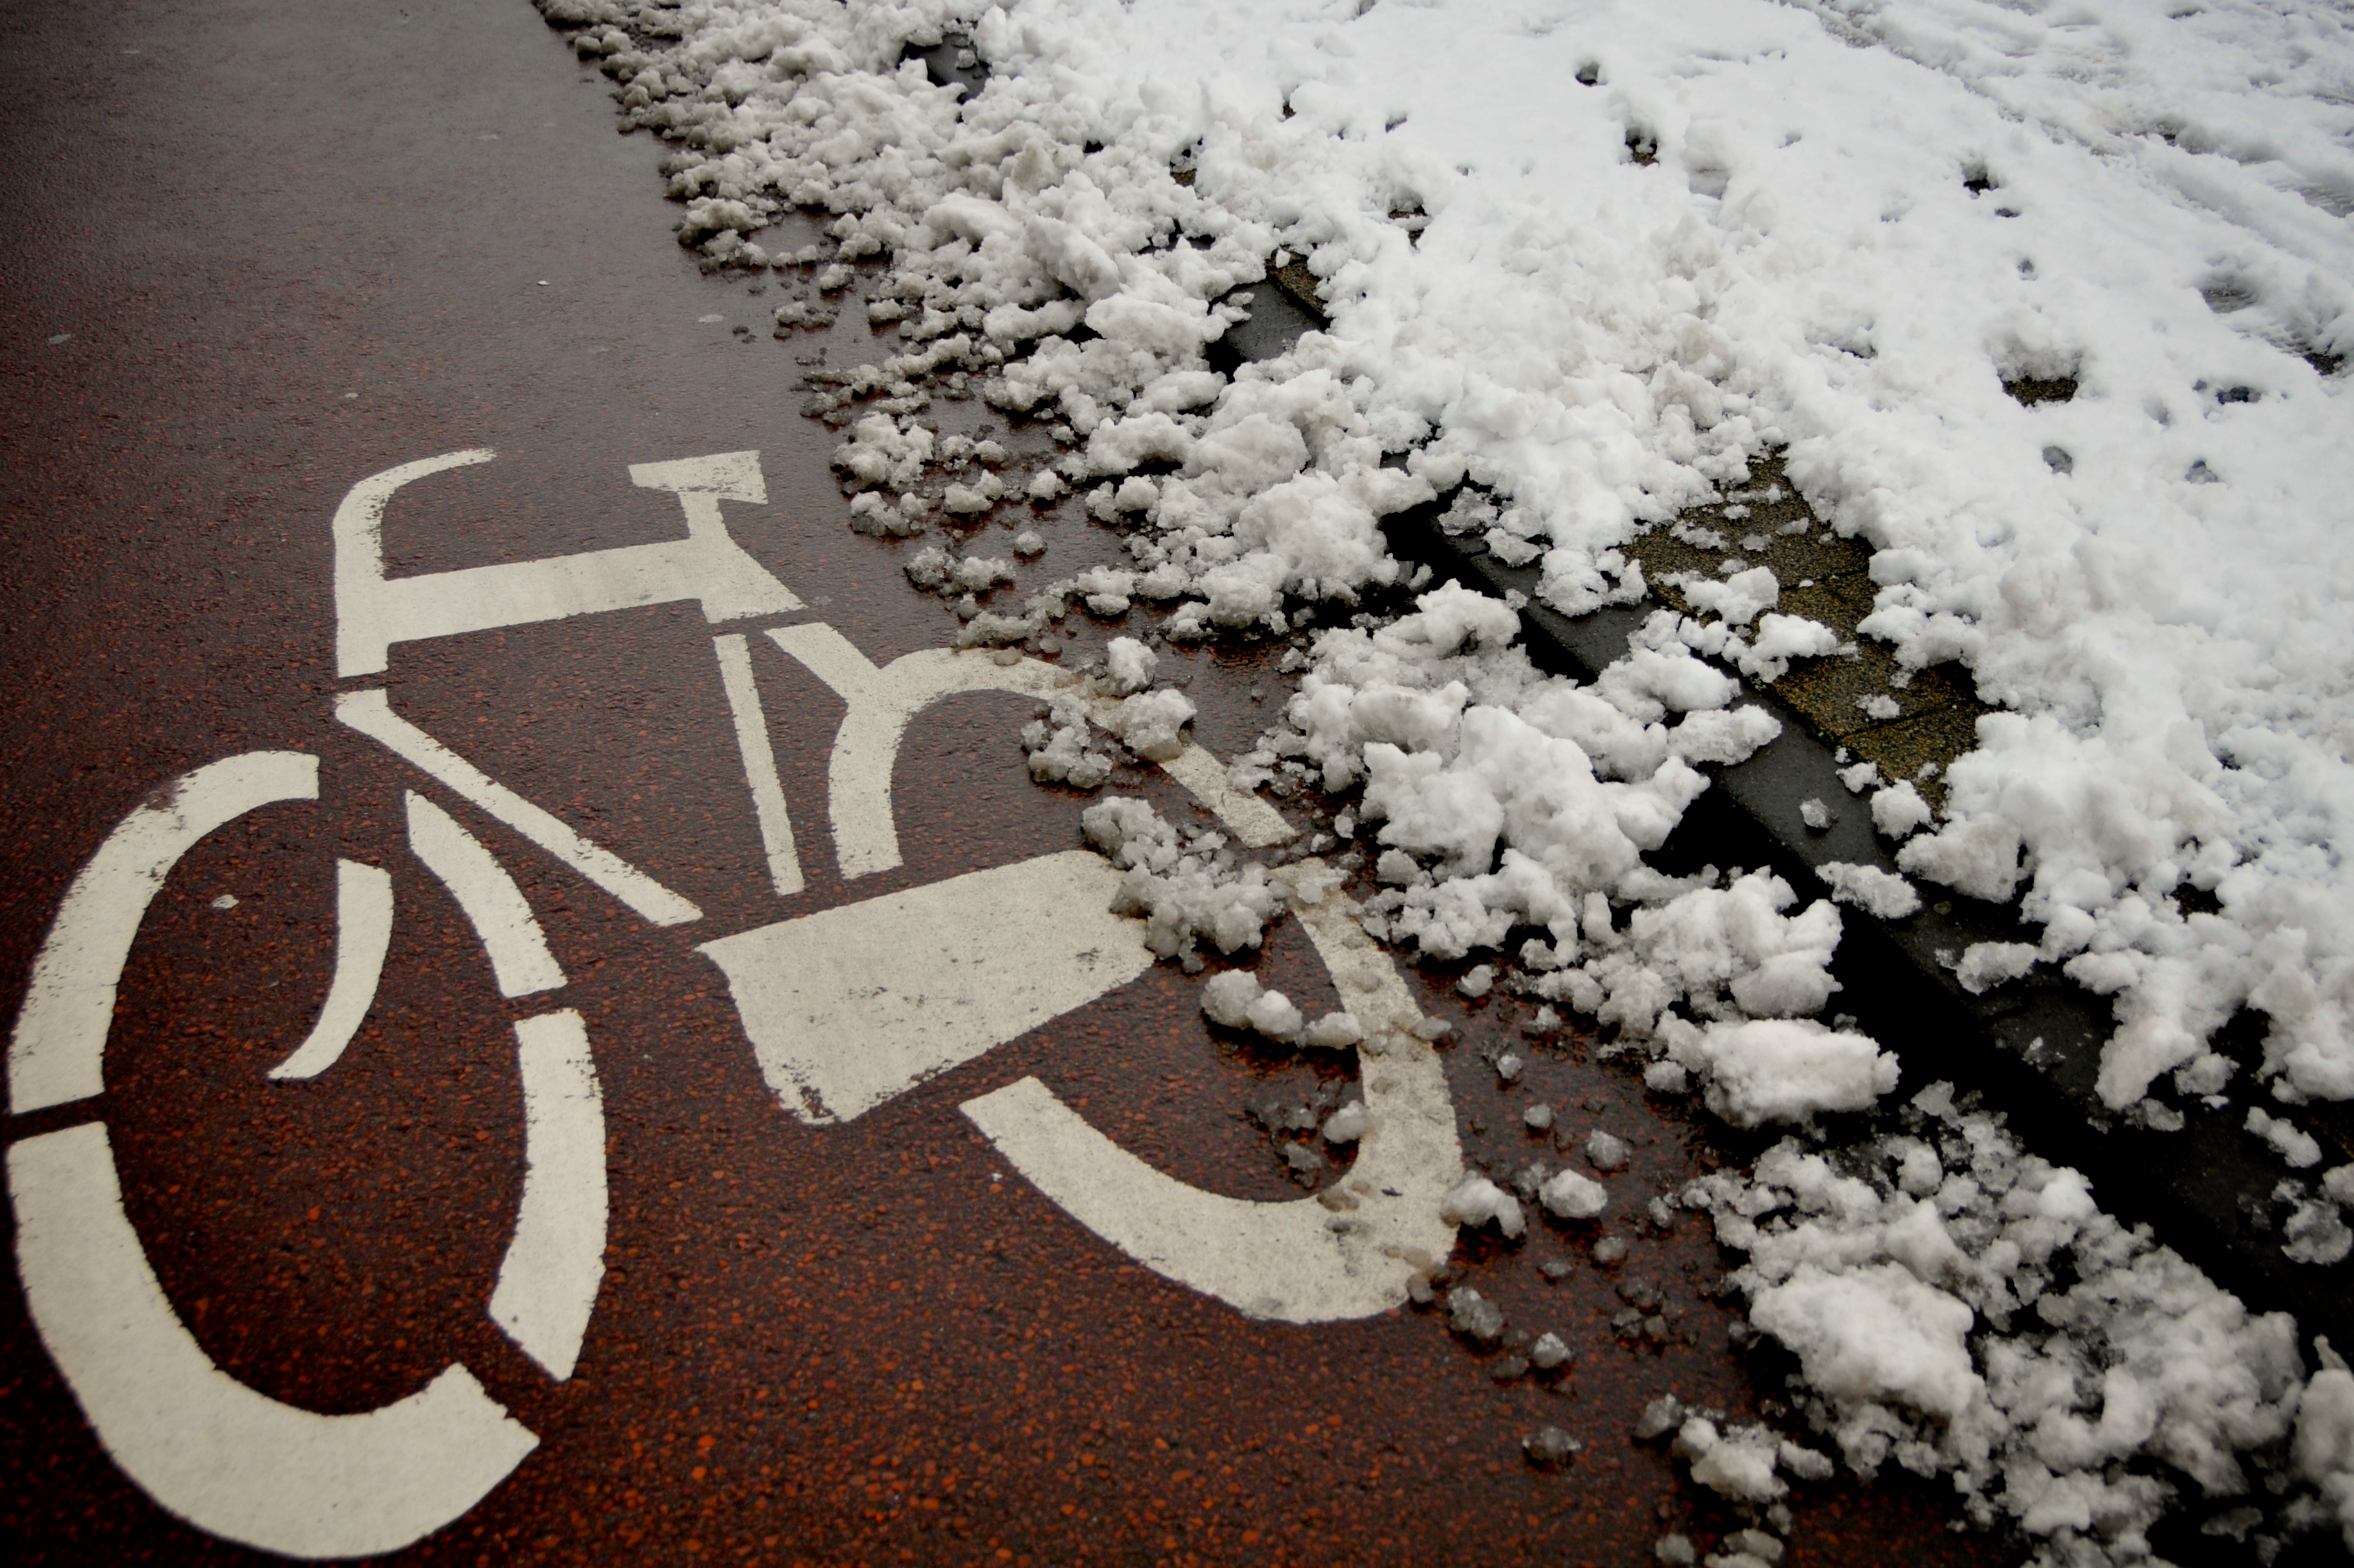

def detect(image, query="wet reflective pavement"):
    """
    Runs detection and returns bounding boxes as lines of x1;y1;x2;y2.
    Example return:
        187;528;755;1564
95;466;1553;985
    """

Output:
0;3;2006;1563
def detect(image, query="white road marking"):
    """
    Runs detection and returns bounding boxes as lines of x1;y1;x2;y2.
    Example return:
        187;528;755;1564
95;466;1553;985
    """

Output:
9;751;319;1116
712;633;805;898
337;689;701;928
334;448;800;677
268;859;395;1081
403;792;566;998
959;730;1457;1325
489;1010;606;1382
698;850;1153;1124
961;875;1459;1324
1155;742;1296;849
8;1123;537;1559
764;626;1067;878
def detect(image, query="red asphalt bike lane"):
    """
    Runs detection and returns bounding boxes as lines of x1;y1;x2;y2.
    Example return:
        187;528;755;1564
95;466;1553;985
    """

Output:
0;3;2004;1564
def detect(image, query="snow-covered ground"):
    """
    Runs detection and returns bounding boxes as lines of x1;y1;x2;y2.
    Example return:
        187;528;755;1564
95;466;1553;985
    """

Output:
540;0;2354;1557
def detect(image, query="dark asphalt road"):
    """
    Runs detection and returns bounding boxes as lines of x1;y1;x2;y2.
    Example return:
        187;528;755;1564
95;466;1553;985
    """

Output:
0;3;2004;1563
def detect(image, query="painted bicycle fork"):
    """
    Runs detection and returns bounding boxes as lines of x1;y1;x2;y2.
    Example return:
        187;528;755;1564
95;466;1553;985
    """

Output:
4;450;1463;1558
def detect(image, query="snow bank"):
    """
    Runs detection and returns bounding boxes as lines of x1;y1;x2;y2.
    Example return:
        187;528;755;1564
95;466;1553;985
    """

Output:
801;0;2354;1115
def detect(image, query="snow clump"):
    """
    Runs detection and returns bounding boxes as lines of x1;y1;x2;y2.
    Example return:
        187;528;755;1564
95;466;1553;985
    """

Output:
1198;970;1302;1043
1079;796;1283;962
1441;1176;1525;1240
1097;688;1196;762
1538;1168;1608;1222
1815;862;1921;921
1099;635;1156;695
1685;1082;2348;1565
1021;692;1113;790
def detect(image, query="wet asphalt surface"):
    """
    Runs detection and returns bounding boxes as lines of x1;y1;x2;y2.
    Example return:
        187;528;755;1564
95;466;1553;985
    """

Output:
0;3;2008;1564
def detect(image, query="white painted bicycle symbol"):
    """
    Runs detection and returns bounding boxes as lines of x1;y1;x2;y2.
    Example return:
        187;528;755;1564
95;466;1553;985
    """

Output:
6;448;1464;1558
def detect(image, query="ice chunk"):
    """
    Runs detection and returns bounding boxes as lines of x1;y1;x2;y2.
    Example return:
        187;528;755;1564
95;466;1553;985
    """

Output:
1667;1018;1899;1127
1751;1263;1982;1426
1447;1286;1506;1341
1955;941;2036;995
2249;1106;2323;1168
1869;782;1934;841
1816;861;1922;919
1524;1102;1555;1131
2283;1199;2353;1266
1540;1168;1608;1220
1244;988;1303;1043
1024;698;1113;789
1441;1175;1526;1238
1101;636;1156;695
1635;1394;1684;1441
1587;1130;1629;1172
1322;1101;1368;1143
1200;970;1260;1030
848;491;924;538
1302;1010;1364;1050
1644;1061;1690;1095
1102;688;1196;762
1676;1419;1786;1502
1685;566;1778;627
1734;615;1841;683
1522;1426;1581;1465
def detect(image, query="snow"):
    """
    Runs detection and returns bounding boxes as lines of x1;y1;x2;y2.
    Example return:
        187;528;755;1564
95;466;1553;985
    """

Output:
1321;1100;1368;1143
1869;781;1934;841
1441;1177;1526;1239
1749;1263;1982;1424
1816;861;1923;920
1662;1017;1900;1128
1082;796;1285;960
1674;1417;1787;1503
1300;1010;1363;1050
1538;1168;1609;1221
1100;688;1195;762
1100;635;1156;695
2247;1105;2323;1170
1687;1082;2335;1564
1955;939;2039;996
779;0;2354;1116
1198;969;1259;1030
583;0;2354;1551
2294;1361;2354;1551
